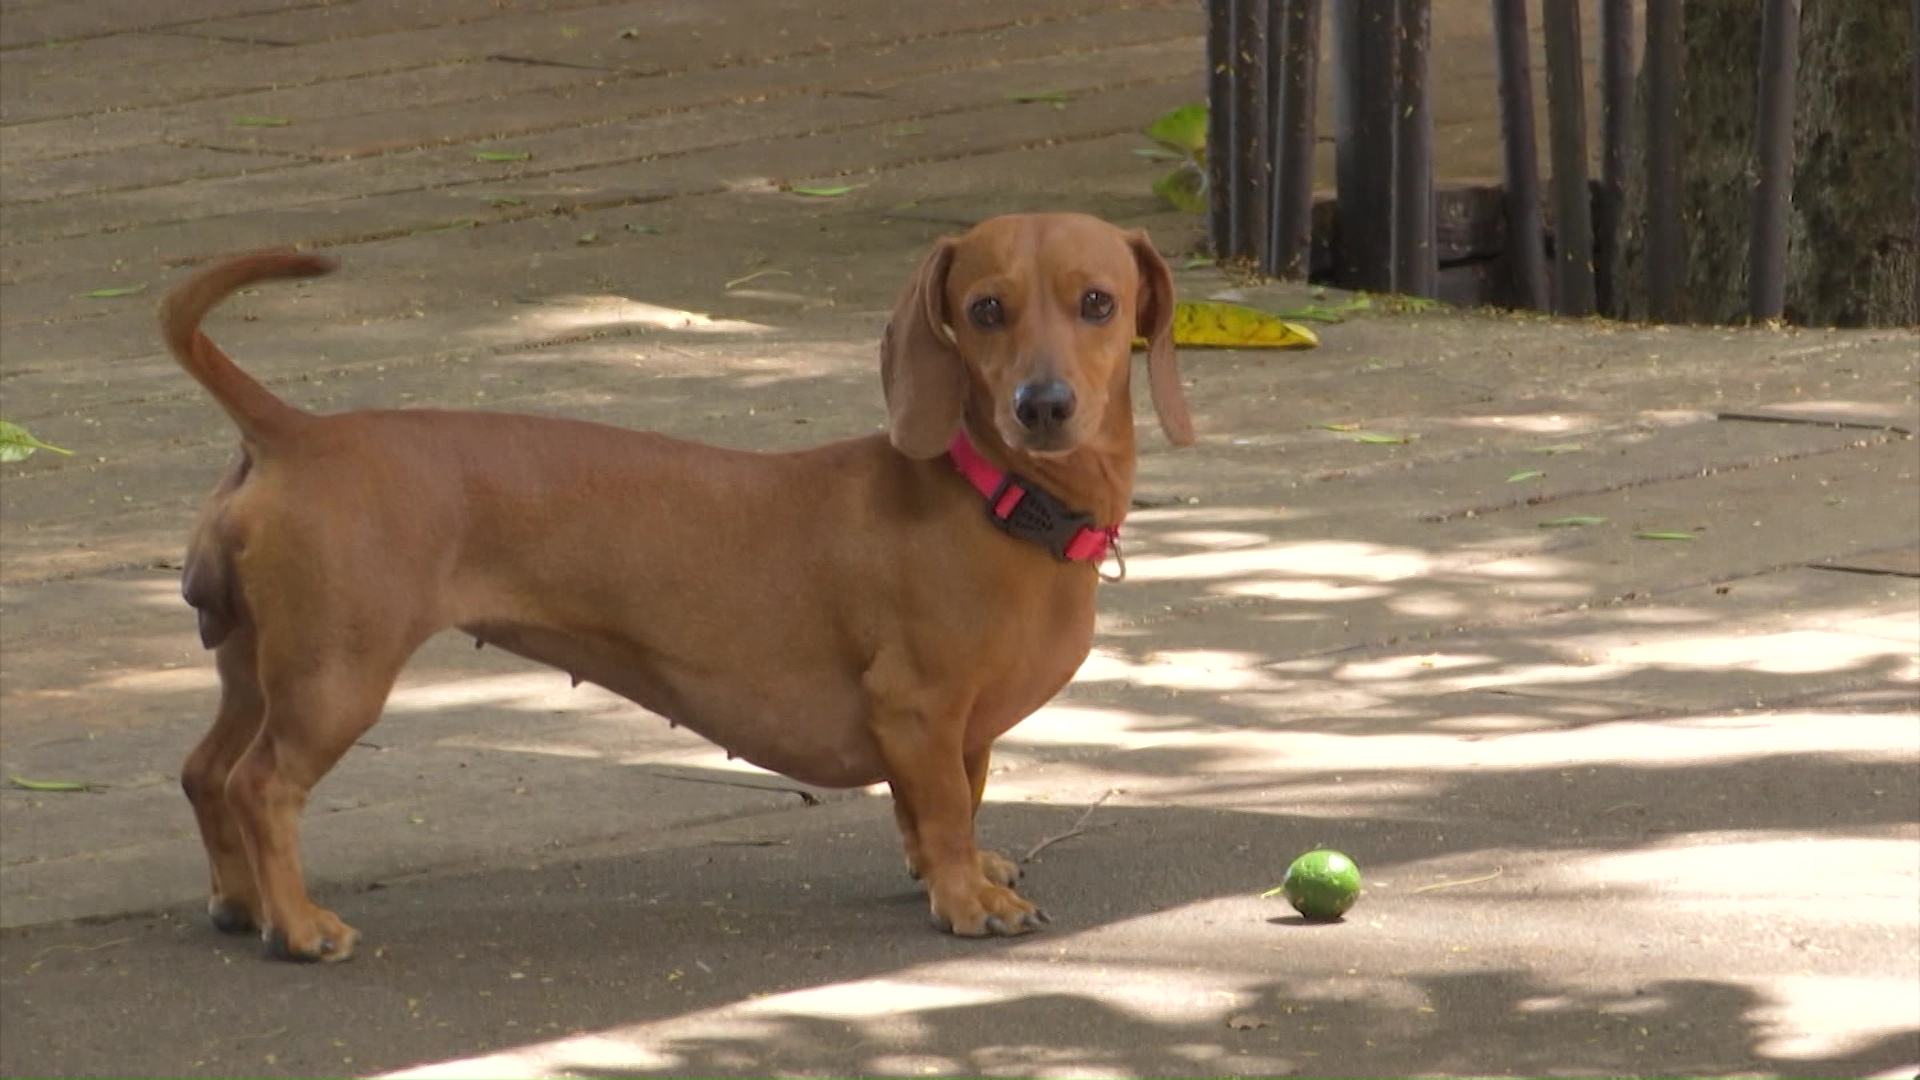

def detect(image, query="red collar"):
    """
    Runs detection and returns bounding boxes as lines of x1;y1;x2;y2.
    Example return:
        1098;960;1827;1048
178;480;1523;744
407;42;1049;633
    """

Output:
948;433;1119;563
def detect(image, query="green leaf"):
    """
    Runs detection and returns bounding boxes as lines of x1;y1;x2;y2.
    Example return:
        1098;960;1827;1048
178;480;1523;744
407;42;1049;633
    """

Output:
7;776;92;792
1317;422;1360;432
1506;469;1546;483
618;26;641;38
1539;515;1607;528
76;284;146;298
1271;297;1373;323
1182;256;1216;269
1008;91;1072;104
1351;431;1414;444
1132;147;1186;162
1635;530;1696;541
473;150;532;163
890;124;925;137
624;223;660;234
0;421;74;462
483;195;525;206
1145;103;1208;155
1152;166;1207;214
231;115;290;127
576;230;598;244
787;184;858;197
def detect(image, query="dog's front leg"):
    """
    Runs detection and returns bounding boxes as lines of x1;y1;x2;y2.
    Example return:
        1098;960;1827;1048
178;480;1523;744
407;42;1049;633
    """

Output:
892;746;1023;888
869;694;1047;936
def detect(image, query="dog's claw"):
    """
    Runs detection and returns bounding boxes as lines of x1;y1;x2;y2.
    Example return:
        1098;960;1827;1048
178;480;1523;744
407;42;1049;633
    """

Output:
985;915;1011;936
1032;907;1052;926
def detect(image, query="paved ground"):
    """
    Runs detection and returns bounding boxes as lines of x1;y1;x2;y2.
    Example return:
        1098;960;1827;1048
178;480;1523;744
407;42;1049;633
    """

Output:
1;2;1917;1078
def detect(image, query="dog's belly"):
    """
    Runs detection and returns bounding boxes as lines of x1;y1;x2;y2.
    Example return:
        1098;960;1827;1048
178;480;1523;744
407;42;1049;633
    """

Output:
460;620;886;788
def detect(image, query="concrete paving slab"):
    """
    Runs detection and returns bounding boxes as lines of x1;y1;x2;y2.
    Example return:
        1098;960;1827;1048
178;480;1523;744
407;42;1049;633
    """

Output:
1;2;1915;1078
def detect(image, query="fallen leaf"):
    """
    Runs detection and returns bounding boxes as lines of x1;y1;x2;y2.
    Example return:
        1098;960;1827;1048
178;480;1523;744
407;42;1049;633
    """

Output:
1008;91;1072;103
1144;103;1208;155
76;284;146;298
1635;530;1696;541
1162;300;1318;349
1152;166;1207;214
0;421;73;462
1132;147;1186;161
618;27;640;38
1539;515;1607;528
1226;1013;1272;1031
7;776;93;793
890;124;925;137
1317;422;1361;432
1506;469;1546;482
1532;443;1585;455
624;223;660;233
231;116;291;127
576;231;598;244
786;184;858;197
1182;256;1216;269
484;195;525;206
1271;296;1373;323
473;150;532;163
1351;431;1413;444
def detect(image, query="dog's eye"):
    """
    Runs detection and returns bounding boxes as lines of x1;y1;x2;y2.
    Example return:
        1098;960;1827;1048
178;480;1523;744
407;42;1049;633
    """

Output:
969;296;1005;329
1080;289;1116;323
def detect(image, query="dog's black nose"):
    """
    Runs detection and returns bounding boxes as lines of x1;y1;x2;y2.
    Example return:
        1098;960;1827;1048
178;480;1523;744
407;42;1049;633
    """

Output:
1013;379;1077;434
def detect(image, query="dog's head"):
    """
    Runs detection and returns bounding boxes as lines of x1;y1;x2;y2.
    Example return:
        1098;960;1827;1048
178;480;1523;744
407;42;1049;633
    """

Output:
881;213;1192;460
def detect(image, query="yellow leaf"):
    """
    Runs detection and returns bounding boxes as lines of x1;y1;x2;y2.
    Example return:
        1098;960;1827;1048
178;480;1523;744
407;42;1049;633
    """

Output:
1156;301;1320;349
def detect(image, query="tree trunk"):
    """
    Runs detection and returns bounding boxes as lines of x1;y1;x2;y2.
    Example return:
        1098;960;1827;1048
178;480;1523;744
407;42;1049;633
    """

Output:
1615;0;1918;326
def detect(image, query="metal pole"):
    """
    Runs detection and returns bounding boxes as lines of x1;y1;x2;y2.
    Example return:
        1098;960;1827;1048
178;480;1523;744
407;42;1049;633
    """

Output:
1266;0;1322;279
1233;0;1273;262
1392;0;1434;296
1542;0;1597;316
1206;0;1238;258
1645;0;1684;322
1333;0;1397;292
1748;0;1799;321
1491;0;1548;310
1597;0;1634;315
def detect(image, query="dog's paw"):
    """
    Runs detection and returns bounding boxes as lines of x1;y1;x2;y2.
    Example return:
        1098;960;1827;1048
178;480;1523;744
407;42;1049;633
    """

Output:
261;909;359;963
979;850;1022;887
928;879;1048;937
909;850;1022;886
207;898;259;935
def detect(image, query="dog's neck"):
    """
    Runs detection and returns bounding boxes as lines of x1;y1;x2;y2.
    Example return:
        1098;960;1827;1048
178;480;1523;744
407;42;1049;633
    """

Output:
958;415;1137;528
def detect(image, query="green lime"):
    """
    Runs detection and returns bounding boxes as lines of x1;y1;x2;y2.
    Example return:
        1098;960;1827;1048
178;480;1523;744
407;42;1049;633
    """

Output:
1268;849;1361;920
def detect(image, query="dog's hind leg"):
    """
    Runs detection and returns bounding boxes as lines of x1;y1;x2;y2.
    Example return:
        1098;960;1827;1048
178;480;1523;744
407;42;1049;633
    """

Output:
226;617;423;962
181;629;268;934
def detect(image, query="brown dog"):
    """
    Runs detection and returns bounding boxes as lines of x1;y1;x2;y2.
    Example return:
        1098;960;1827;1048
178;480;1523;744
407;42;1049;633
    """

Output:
165;213;1192;962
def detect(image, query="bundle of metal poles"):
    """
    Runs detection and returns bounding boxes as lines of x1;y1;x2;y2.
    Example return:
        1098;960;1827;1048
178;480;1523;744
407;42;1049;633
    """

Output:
1202;0;1808;322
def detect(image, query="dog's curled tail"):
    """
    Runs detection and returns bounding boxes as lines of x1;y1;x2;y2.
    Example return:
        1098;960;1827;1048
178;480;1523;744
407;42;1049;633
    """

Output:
160;250;338;446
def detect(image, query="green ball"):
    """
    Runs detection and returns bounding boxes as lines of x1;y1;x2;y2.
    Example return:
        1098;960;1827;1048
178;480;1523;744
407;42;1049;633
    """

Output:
1280;849;1362;920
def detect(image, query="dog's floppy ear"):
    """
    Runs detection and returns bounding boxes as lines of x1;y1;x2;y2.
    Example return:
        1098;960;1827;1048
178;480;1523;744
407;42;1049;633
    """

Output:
880;238;965;459
1128;230;1193;446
